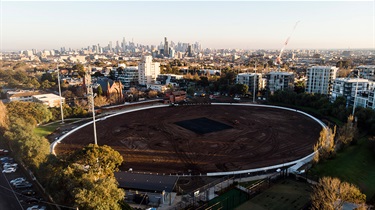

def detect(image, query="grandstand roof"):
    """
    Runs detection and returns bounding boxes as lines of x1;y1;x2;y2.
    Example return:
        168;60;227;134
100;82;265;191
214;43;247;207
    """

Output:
115;172;178;192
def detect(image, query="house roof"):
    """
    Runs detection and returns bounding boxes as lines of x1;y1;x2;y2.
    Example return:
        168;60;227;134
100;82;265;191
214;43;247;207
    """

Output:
115;172;178;192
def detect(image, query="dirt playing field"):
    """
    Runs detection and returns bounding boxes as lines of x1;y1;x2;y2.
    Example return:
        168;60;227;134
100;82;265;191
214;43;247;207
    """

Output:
55;105;322;175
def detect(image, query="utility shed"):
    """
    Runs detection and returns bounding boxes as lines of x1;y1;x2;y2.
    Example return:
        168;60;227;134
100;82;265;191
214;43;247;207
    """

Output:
115;172;179;206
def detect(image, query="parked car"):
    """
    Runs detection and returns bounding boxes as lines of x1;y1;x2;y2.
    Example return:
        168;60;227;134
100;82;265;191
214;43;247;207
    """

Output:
13;180;30;186
3;163;18;168
14;182;32;189
0;149;9;155
24;198;40;204
21;189;36;196
10;177;26;184
0;157;13;163
2;167;16;173
26;205;46;210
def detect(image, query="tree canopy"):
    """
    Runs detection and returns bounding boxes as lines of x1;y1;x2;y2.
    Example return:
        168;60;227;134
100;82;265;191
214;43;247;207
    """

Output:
43;144;125;209
311;177;366;210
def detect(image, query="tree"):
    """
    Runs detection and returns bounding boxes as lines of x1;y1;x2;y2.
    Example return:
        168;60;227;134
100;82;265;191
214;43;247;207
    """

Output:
337;115;357;146
74;176;125;210
94;96;109;108
230;84;248;96
313;126;336;163
0;101;8;132
96;85;103;96
44;144;125;209
294;80;305;94
73;144;123;178
147;90;158;98
73;63;85;78
311;177;366;210
4;109;50;169
6;101;52;126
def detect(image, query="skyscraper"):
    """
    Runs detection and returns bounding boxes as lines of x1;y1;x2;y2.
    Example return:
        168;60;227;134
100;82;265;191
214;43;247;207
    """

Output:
164;37;169;57
122;37;126;52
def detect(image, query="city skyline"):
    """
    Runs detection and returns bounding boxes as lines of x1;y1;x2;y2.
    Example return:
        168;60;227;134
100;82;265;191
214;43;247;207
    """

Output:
1;1;374;51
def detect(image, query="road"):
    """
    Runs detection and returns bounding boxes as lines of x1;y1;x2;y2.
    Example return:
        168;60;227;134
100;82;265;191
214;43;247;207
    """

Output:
0;172;23;210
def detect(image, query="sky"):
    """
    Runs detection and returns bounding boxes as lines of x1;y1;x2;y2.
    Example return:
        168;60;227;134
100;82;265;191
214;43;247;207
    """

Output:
1;1;374;51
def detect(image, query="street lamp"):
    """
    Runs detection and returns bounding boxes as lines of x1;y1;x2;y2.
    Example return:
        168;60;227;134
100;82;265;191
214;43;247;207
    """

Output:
90;85;98;145
57;64;64;124
253;62;257;103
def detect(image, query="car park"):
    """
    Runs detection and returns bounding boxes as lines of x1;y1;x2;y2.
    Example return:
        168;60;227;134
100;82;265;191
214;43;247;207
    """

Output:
26;205;46;210
2;167;16;173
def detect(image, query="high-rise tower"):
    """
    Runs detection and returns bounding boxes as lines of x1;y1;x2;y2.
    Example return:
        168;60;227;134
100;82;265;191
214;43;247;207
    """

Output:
164;37;169;57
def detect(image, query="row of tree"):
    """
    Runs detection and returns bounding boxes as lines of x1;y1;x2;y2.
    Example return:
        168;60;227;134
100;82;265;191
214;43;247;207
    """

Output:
268;90;375;135
0;101;128;209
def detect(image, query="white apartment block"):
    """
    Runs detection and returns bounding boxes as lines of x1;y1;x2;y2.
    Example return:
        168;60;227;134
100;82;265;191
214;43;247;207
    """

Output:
306;66;338;95
236;73;261;95
356;65;375;79
138;56;160;86
118;66;139;88
367;87;375;110
266;72;294;93
331;78;374;107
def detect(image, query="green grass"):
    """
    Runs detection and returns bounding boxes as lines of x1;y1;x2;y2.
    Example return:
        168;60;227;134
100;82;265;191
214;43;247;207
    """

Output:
236;179;311;210
207;188;249;210
309;137;375;201
34;123;60;137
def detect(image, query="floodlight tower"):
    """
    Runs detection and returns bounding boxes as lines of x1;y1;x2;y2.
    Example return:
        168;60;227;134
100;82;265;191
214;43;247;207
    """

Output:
253;62;257;103
57;64;64;124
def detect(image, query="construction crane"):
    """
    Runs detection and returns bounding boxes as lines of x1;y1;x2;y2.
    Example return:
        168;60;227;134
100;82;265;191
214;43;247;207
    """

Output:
275;21;300;71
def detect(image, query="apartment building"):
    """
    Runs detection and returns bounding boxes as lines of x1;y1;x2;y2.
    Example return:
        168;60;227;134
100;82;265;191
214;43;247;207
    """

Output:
236;73;261;95
118;66;139;88
356;65;375;79
331;78;374;107
266;72;294;93
138;56;160;86
306;66;338;95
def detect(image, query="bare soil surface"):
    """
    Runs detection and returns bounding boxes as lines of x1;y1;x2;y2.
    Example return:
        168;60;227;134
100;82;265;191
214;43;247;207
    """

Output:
55;105;322;175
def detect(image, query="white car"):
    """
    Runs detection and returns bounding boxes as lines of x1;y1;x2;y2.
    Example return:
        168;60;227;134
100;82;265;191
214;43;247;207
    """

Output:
10;177;26;184
13;180;30;186
2;167;16;173
3;163;18;168
27;205;46;210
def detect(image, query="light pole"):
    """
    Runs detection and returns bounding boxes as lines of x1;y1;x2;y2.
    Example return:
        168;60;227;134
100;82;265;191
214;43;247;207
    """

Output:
57;64;64;124
90;85;98;145
352;70;360;116
253;62;257;103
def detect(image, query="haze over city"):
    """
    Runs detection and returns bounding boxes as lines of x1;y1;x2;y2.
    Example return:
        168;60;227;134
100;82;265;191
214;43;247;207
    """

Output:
1;1;374;51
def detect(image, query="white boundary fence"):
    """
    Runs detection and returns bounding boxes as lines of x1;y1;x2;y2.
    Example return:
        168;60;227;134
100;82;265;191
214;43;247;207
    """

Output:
50;104;169;155
50;103;326;177
207;103;327;176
